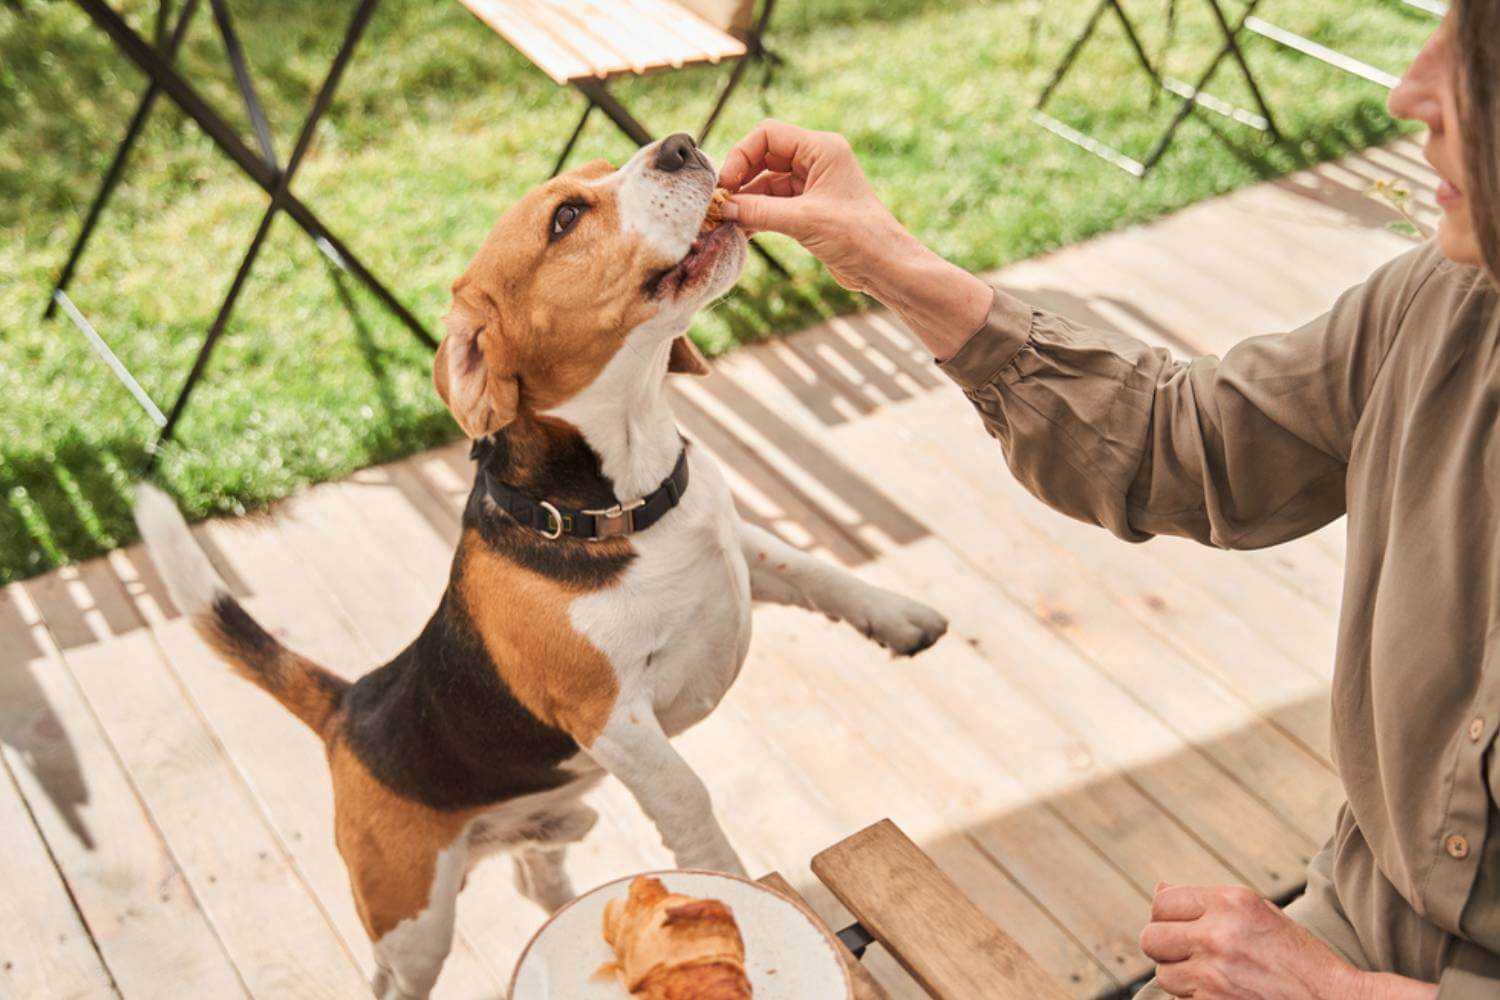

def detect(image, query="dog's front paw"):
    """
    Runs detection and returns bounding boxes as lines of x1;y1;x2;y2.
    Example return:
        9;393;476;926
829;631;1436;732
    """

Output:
853;590;949;657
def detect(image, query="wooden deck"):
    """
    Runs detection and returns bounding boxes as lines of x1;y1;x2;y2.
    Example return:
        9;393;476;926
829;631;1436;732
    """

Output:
1;138;1438;999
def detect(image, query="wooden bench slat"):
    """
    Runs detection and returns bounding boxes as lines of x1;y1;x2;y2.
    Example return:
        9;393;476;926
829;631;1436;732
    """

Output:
577;0;708;72
812;821;1070;1000
517;0;648;76
461;0;746;84
618;0;747;63
460;0;592;84
758;872;891;1000
615;0;721;66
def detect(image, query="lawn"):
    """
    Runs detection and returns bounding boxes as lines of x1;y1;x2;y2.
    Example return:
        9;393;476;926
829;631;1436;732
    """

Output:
1;0;1429;583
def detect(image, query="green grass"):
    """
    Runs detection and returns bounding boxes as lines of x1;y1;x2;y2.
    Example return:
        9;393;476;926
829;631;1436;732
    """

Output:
0;0;1430;582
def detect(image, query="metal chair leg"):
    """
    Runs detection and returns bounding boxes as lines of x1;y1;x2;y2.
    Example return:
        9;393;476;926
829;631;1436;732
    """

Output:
551;100;596;178
45;0;201;319
1034;0;1280;178
208;0;278;169
71;0;433;354
150;205;278;459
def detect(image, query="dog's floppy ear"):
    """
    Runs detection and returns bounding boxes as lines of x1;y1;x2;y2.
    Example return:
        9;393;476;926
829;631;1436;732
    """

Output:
667;336;710;376
434;292;519;438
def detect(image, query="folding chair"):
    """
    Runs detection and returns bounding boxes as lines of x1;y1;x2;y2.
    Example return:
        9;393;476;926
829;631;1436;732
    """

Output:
1243;0;1445;91
1032;0;1283;178
460;0;788;274
47;0;434;468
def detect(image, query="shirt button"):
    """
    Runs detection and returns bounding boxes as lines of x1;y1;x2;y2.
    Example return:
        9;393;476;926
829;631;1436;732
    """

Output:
1470;717;1486;742
1446;834;1470;860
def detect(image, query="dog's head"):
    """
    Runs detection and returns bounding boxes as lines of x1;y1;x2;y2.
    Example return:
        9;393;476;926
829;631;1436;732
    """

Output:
434;134;747;438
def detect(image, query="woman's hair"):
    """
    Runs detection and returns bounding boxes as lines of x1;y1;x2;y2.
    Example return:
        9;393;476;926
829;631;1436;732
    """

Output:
1455;0;1500;282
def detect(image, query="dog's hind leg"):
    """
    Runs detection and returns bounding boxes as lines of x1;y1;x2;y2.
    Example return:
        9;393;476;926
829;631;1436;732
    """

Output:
738;521;949;656
332;748;468;1000
511;804;598;913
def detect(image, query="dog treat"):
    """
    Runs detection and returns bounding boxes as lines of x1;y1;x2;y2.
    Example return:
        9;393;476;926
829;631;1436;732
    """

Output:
600;876;753;999
701;188;731;234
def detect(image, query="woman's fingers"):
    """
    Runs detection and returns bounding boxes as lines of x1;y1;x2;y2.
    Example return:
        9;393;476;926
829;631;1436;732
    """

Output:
719;192;811;237
718;119;828;190
739;170;805;197
1152;960;1198;997
1151;884;1212;922
1139;921;1197;964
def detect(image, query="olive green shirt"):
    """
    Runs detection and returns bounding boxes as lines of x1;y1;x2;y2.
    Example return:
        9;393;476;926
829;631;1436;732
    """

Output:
940;244;1500;996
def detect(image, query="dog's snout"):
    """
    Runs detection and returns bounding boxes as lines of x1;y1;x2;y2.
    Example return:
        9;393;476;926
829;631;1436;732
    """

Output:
653;133;702;173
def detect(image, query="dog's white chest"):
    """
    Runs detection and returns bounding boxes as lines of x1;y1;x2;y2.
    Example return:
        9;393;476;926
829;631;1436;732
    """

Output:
567;451;751;736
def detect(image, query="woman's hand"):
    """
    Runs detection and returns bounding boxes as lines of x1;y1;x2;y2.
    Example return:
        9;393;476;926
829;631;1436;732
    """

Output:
717;119;917;293
1140;884;1437;1000
717;119;995;361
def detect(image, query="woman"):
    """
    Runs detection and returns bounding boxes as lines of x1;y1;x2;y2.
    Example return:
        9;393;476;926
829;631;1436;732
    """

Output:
716;4;1499;998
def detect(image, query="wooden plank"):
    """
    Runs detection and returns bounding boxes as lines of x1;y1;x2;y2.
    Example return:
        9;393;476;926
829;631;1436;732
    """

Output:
907;362;1335;760
460;0;591;84
640;0;747;58
2;581;247;999
728;611;1147;984
0;756;116;1000
28;561;370;998
674;384;1264;902
758;872;890;1000
994;262;1343;683
618;0;724;65
690;351;1340;853
777;324;1336;761
598;0;745;67
572;0;682;73
813;821;1070;1000
517;0;643;76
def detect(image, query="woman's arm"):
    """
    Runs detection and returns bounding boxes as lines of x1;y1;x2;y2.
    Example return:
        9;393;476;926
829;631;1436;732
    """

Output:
719;121;1433;549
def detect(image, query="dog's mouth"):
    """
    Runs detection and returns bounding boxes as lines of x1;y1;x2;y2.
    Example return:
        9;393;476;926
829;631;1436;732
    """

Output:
643;221;739;301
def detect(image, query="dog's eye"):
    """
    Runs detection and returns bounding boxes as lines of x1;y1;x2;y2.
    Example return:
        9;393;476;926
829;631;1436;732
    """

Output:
550;202;586;240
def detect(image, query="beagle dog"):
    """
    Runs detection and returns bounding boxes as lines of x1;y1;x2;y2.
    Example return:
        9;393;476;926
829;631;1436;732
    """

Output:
135;133;948;999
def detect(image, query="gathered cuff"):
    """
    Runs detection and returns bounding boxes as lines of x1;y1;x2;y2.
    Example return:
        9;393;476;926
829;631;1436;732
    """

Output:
937;287;1034;391
1435;939;1500;999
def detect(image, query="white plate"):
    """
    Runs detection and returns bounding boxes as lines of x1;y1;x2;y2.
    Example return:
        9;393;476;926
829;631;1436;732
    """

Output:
509;870;853;999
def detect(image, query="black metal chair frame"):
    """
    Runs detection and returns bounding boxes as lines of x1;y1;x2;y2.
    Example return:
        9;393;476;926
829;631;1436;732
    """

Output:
48;0;434;469
1032;0;1282;178
547;0;789;276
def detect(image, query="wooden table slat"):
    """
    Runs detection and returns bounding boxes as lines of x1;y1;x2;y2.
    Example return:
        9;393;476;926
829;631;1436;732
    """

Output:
758;871;891;1000
812;821;1070;1000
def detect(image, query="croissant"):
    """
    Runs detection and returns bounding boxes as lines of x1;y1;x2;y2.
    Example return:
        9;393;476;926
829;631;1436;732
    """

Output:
601;876;753;999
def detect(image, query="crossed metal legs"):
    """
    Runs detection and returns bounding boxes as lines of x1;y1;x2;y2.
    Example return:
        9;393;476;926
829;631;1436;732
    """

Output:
1033;0;1282;178
49;0;434;466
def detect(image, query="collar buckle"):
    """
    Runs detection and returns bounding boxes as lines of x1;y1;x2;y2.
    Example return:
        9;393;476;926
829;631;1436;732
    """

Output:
584;496;645;540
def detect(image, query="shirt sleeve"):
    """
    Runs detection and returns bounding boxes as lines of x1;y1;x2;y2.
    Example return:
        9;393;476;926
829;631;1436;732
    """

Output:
938;246;1444;549
1436;939;1500;999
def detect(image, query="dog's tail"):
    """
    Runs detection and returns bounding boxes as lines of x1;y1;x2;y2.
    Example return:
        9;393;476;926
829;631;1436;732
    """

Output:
133;483;348;737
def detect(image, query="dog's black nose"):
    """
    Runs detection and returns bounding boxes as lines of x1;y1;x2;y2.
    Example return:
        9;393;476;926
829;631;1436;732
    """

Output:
654;133;700;173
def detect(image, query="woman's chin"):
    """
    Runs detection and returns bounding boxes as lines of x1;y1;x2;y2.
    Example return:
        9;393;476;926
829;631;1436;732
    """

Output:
1435;211;1484;268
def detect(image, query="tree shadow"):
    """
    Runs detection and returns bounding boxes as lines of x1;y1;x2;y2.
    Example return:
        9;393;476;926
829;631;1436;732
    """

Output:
0;433;148;587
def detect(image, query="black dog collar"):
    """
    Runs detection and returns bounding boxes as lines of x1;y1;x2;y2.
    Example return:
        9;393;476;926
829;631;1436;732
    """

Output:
478;447;689;541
